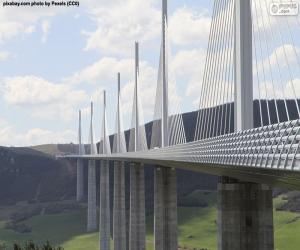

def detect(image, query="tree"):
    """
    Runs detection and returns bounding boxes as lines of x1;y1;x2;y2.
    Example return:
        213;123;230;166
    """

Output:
12;241;63;250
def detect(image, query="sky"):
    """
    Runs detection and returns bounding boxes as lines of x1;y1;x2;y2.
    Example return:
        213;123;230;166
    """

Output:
0;0;299;146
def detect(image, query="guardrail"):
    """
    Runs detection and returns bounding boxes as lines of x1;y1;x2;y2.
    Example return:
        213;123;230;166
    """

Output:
60;119;300;188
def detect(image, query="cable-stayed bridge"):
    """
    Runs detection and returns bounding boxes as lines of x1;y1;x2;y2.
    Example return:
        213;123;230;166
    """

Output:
61;0;300;249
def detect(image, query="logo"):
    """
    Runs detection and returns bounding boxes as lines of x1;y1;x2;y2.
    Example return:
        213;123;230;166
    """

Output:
270;2;299;16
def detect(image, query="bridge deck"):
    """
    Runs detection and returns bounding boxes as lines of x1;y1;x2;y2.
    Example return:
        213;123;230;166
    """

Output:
62;119;300;189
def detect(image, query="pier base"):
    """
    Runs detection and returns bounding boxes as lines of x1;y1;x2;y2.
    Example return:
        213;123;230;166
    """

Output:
113;161;127;250
87;160;97;232
154;167;178;250
129;163;146;250
100;160;111;250
218;177;274;250
76;159;84;202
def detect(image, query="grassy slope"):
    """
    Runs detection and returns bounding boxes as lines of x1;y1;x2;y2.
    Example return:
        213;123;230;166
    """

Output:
0;194;299;250
30;144;61;156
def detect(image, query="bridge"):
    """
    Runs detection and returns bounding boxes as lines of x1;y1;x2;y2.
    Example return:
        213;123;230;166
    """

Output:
62;0;300;249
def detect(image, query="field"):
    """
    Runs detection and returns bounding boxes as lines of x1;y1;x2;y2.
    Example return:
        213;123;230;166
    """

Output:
0;192;299;250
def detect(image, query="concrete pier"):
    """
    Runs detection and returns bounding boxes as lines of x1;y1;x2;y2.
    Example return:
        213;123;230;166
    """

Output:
113;161;127;250
218;178;274;250
154;167;178;250
76;159;84;202
87;159;97;232
129;163;146;250
219;0;274;248
100;160;111;250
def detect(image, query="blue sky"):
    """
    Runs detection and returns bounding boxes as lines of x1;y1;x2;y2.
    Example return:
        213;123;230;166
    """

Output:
0;0;299;146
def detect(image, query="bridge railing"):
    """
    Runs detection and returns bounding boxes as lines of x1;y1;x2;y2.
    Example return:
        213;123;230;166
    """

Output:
64;119;300;174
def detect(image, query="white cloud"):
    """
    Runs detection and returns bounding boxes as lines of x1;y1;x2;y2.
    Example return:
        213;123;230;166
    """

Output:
170;49;207;108
269;44;300;69
66;57;133;85
255;78;300;100
285;79;300;99
3;76;68;105
169;7;211;46
0;6;66;43
41;20;51;43
82;0;160;55
25;25;36;34
0;51;12;61
82;1;212;55
0;21;34;42
0;125;76;147
2;76;87;121
255;44;300;74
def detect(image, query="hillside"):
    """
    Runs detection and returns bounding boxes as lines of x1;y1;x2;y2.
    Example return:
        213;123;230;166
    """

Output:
0;145;217;216
0;146;76;205
0;192;300;250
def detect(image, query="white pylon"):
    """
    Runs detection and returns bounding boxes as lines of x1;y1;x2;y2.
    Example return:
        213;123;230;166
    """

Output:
76;110;85;202
78;109;86;155
87;101;97;232
134;42;139;152
89;102;97;155
161;0;168;148
113;73;126;154
100;90;111;155
234;0;253;131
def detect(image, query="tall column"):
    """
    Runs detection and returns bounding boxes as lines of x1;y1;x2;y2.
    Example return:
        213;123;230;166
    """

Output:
129;163;146;250
113;73;127;250
154;1;178;249
129;41;146;250
100;160;111;250
113;161;126;250
87;102;97;232
76;159;84;202
99;90;111;249
234;0;253;130
87;159;97;232
76;110;84;202
154;167;178;250
161;0;168;148
218;0;274;249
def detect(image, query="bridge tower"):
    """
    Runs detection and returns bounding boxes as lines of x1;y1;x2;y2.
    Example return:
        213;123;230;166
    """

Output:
87;102;98;232
218;0;274;249
154;0;178;249
129;42;146;250
99;91;111;250
76;110;84;202
113;73;127;250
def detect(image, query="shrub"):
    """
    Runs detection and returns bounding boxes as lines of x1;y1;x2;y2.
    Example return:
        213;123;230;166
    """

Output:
12;241;63;250
0;243;7;250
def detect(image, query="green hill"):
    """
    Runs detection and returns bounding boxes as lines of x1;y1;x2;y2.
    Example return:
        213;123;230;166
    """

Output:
0;192;299;250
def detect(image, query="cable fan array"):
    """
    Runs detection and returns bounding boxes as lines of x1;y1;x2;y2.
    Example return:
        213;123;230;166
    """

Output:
195;0;235;141
128;43;148;152
78;110;86;155
81;0;300;154
89;102;98;155
252;0;300;126
112;73;127;154
194;0;300;141
151;3;186;149
99;91;111;155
